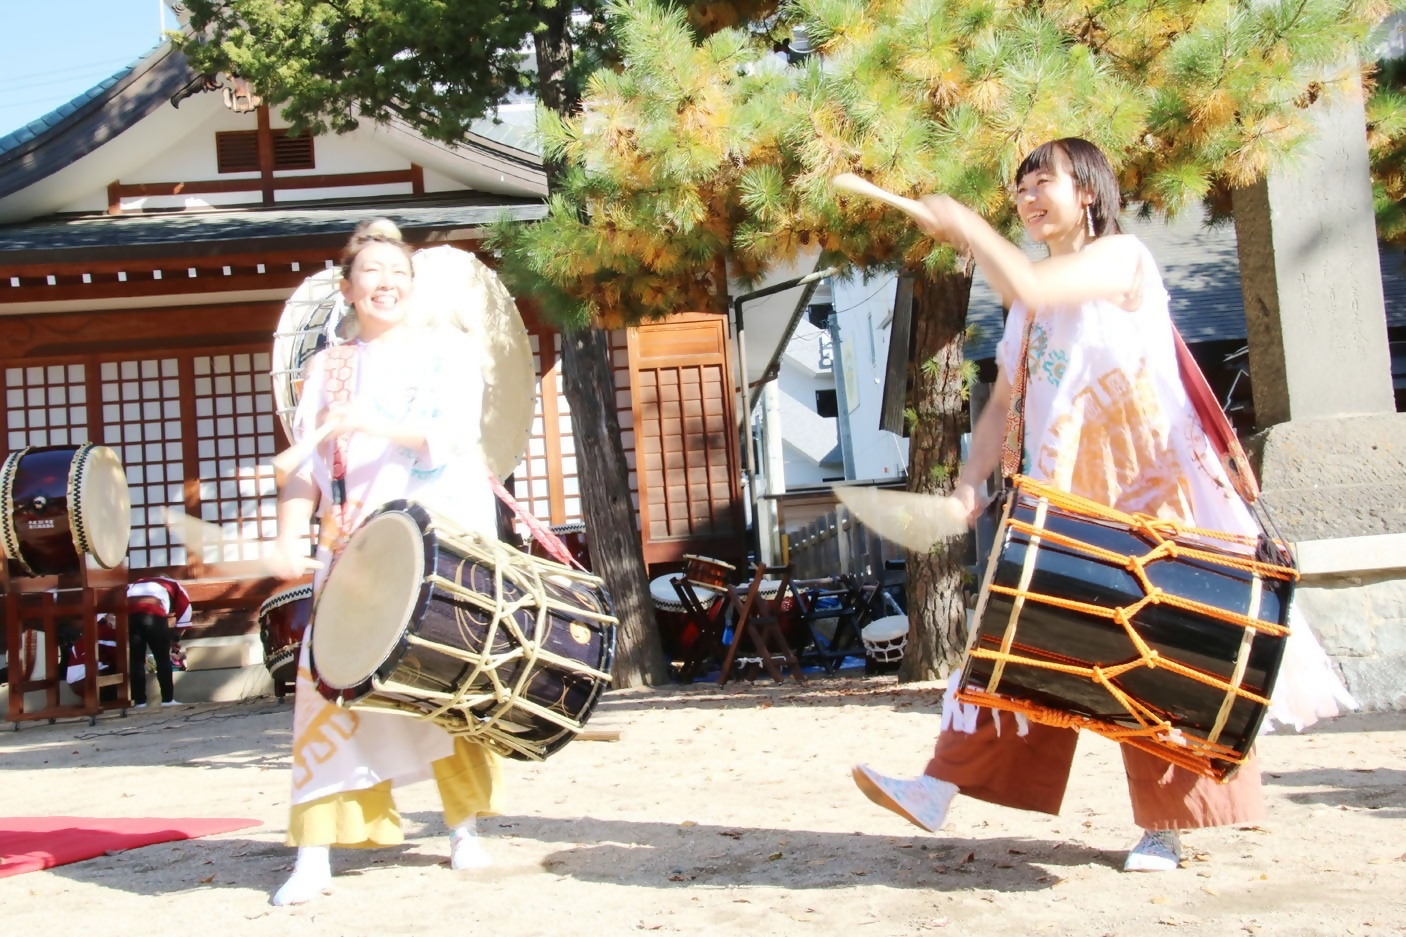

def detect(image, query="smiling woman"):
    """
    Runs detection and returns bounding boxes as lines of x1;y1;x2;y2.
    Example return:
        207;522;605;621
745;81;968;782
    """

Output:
851;135;1355;876
269;218;507;906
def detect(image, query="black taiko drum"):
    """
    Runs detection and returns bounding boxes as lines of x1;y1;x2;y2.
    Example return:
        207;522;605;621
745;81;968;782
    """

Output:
959;477;1295;781
310;500;617;761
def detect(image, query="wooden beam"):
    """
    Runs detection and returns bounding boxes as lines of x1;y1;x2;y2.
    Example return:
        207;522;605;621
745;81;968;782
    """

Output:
257;104;275;205
107;168;424;202
0;247;341;279
0;270;313;304
0;301;282;359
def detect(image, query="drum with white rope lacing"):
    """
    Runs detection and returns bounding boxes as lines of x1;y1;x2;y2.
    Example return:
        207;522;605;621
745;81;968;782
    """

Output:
309;500;616;762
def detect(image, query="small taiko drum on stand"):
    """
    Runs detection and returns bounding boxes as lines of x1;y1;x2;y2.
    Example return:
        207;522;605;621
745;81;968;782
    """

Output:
310;500;617;761
958;475;1296;782
259;583;314;695
755;578;807;653
681;554;735;593
530;520;591;572
650;574;721;663
1;443;131;577
861;614;908;674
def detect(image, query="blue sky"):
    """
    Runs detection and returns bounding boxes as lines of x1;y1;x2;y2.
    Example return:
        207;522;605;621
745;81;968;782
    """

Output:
0;1;177;138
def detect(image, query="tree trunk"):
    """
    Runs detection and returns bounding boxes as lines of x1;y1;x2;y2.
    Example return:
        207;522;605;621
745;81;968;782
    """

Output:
561;330;670;686
898;268;974;683
535;8;668;687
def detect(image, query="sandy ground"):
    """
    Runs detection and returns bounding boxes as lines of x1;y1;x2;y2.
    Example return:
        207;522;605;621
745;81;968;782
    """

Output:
3;674;1405;937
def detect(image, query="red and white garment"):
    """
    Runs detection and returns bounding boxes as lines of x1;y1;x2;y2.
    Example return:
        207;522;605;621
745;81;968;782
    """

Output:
127;577;193;627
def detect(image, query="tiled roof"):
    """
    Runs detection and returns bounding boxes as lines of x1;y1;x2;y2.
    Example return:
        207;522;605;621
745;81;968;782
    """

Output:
0;44;196;200
0;61;143;156
0;195;547;264
964;209;1406;360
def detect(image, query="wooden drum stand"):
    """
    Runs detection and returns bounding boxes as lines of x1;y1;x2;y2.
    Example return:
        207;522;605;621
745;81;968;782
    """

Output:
3;560;130;729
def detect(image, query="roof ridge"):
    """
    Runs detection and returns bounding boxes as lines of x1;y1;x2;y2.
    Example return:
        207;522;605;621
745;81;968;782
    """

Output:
0;40;178;158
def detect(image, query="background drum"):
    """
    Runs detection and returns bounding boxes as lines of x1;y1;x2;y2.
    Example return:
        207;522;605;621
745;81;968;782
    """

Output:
270;268;348;440
271;246;535;482
311;500;616;761
861;614;907;674
959;477;1295;781
650;573;720;663
530;520;591;571
1;443;130;577
259;583;314;690
681;554;735;593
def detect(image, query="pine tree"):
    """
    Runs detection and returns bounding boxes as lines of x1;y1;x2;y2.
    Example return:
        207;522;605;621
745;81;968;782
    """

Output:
503;0;1403;680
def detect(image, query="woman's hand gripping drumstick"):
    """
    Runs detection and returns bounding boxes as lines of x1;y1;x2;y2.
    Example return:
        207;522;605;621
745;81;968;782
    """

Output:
161;509;322;579
271;417;341;481
832;172;946;225
830;174;968;247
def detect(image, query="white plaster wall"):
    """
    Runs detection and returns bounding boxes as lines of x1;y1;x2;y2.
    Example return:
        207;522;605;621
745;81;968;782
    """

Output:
783;442;832;488
76;100;425;212
831;272;909;481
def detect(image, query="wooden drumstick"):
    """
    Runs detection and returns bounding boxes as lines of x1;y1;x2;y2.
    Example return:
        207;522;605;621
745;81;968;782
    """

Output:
831;173;935;227
271;418;340;479
161;509;323;575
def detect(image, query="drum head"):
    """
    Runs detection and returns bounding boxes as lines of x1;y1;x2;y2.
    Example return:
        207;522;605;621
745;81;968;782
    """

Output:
863;614;908;644
71;445;131;569
409;245;535;482
649;573;686;611
313;509;429;689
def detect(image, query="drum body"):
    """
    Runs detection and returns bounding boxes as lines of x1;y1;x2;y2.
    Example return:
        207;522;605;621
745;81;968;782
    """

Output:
1;444;131;576
311;501;616;761
529;521;591;571
259;584;314;686
959;478;1294;781
682;554;735;593
650;573;723;661
862;614;908;665
754;579;806;652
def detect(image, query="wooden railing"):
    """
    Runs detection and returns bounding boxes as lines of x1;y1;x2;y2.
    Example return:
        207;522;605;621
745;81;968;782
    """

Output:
106;164;424;214
786;503;905;582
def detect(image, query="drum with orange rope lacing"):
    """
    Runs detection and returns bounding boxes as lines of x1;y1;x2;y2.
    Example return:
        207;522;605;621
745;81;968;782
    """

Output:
957;476;1296;783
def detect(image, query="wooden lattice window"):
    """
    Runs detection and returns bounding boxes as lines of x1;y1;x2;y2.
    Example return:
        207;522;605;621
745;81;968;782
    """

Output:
191;352;286;564
5;364;88;451
99;358;185;569
216;129;316;173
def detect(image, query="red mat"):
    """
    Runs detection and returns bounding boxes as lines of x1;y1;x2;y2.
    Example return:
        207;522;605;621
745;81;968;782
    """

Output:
0;816;262;878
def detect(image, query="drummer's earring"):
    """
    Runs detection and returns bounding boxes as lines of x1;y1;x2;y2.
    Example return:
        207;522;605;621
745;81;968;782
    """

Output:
1086;205;1095;238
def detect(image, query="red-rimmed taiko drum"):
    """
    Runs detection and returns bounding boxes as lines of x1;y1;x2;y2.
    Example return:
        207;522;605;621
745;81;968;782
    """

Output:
259;583;314;689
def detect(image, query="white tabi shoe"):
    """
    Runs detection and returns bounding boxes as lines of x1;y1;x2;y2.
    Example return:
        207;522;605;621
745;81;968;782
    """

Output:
449;818;491;871
1123;829;1183;872
271;845;332;906
852;764;958;833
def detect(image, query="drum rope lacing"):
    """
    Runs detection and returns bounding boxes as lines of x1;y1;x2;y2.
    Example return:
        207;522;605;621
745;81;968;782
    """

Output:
957;476;1298;781
374;524;613;760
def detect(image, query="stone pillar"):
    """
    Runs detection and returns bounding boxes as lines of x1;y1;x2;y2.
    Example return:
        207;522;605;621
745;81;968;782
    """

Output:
1232;81;1395;423
1232;75;1406;711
